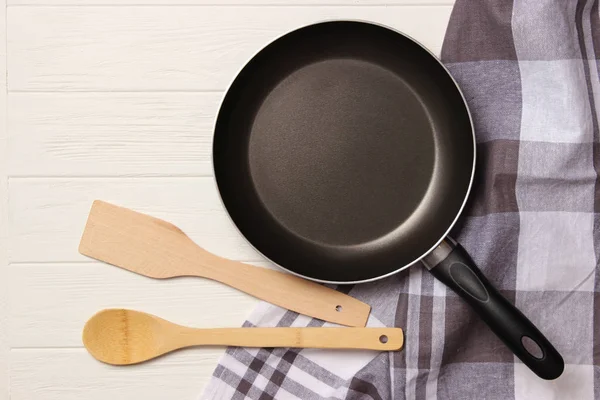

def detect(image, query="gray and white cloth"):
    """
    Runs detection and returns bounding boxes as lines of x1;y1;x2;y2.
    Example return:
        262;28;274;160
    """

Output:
202;0;600;398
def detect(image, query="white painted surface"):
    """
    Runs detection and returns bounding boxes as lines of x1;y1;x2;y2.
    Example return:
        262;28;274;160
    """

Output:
2;3;453;399
8;6;451;91
0;0;7;398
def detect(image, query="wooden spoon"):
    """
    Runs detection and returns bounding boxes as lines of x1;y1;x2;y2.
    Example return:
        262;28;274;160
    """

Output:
79;200;371;327
83;309;404;365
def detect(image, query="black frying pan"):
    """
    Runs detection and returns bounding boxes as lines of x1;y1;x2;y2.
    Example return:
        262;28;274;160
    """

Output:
213;21;564;379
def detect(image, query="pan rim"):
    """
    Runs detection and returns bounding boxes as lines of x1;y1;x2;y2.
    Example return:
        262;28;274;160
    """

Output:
211;19;476;284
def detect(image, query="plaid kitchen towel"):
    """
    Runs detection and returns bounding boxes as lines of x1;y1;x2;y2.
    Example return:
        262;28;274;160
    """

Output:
202;0;600;398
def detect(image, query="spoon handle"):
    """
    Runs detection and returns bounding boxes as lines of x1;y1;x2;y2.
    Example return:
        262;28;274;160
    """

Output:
173;327;404;351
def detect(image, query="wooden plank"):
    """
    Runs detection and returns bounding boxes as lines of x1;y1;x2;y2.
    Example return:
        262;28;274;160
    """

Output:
8;262;267;348
8;92;219;177
7;6;452;91
7;178;263;263
0;0;8;396
10;348;222;400
9;0;454;5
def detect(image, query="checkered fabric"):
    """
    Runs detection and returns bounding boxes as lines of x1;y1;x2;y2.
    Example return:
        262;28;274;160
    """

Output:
202;0;600;398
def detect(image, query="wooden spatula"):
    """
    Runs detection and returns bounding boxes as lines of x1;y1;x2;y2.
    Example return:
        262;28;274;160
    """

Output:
79;200;370;327
83;309;403;365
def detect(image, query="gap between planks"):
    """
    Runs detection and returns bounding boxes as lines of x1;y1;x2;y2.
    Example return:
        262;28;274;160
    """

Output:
8;89;225;93
11;347;85;351
7;259;269;265
8;175;217;179
7;175;217;179
7;3;454;7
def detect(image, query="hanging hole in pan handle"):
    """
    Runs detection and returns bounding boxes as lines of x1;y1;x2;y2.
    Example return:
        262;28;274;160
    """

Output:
335;305;343;312
379;335;388;344
522;335;544;359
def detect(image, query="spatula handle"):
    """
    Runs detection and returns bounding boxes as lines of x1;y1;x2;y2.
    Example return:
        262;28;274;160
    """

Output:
175;327;403;351
194;253;370;327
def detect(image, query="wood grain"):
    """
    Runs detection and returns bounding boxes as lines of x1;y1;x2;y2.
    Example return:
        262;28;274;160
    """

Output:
83;309;402;365
10;348;222;400
8;262;263;348
8;177;261;262
8;92;219;177
7;6;452;91
0;0;8;396
79;200;370;326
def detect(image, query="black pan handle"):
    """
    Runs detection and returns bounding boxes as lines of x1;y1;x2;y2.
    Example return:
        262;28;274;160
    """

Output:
424;239;564;380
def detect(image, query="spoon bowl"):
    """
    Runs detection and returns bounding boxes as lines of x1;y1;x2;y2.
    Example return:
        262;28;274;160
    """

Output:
83;309;174;365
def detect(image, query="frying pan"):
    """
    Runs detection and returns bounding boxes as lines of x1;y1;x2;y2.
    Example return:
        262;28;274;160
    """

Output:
212;20;564;379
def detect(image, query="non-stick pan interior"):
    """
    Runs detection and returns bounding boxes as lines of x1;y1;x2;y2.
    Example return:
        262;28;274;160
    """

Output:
213;21;474;282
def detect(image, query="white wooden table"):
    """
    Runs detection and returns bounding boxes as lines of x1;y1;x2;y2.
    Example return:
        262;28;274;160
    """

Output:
0;1;454;399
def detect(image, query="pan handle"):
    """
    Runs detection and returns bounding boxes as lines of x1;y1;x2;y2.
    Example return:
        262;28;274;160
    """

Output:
424;239;564;380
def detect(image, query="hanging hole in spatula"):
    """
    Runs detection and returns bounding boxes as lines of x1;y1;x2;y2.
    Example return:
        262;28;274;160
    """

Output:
379;335;388;344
